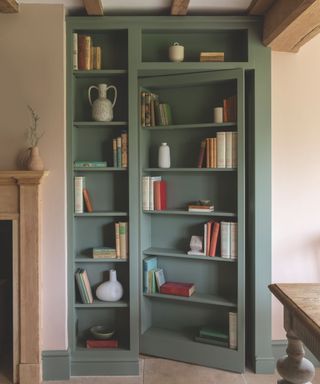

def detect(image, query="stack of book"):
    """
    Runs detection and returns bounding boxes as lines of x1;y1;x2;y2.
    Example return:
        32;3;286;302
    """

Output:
220;221;237;259
197;131;237;169
112;131;128;168
187;220;220;257
86;339;118;349
74;161;107;168
73;33;102;70
223;95;237;122
74;176;93;213
188;203;214;213
142;176;167;211
141;90;172;127
115;222;128;260
195;326;229;347
75;268;93;304
200;52;225;62
92;247;117;259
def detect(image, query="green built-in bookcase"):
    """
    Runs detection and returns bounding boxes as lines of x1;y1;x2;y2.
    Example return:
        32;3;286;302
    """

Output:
66;16;272;377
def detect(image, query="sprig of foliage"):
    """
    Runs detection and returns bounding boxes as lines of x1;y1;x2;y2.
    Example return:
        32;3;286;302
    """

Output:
27;105;44;147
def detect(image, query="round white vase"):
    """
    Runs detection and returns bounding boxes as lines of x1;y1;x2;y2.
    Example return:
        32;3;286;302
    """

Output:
158;142;171;168
96;269;123;302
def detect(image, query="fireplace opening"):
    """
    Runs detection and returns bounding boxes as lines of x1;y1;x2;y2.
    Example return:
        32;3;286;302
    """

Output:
0;220;13;383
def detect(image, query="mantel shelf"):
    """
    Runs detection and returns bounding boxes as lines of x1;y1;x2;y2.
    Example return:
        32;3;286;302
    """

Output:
143;209;236;217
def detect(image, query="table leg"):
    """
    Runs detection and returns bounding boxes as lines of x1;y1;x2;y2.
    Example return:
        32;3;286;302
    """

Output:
277;330;315;384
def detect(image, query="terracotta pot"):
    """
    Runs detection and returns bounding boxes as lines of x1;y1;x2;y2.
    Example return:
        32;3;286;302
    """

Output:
27;146;44;171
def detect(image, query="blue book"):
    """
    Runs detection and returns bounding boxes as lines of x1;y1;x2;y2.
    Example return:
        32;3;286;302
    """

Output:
143;257;158;293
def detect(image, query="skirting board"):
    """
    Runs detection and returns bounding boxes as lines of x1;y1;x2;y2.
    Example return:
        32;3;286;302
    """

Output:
272;340;319;367
42;350;70;381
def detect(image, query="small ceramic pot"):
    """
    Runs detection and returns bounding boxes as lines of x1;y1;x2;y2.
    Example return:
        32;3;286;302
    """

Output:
169;42;184;62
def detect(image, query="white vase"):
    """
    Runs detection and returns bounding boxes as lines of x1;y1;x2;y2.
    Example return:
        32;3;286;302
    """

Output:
158;142;170;168
96;269;123;302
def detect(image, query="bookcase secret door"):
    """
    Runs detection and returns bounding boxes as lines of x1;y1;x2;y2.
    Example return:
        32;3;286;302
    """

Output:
139;69;245;372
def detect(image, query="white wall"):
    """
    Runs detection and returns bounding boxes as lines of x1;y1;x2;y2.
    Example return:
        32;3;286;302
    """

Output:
272;34;320;339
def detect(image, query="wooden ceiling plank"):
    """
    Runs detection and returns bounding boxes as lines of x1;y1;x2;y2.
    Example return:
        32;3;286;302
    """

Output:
83;0;103;16
263;0;320;52
248;0;276;15
171;0;190;15
0;0;19;13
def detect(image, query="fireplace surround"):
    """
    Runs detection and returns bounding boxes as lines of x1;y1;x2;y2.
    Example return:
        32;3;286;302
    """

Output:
0;171;47;384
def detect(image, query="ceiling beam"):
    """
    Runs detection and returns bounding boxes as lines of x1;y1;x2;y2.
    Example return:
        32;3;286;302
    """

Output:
83;0;103;16
0;0;19;13
171;0;190;15
248;0;275;15
263;0;320;52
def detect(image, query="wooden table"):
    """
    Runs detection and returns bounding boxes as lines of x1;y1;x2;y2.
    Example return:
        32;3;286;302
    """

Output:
269;283;320;384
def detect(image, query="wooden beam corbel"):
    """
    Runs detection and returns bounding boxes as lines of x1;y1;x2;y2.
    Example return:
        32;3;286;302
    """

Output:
263;0;320;52
83;0;103;16
248;0;275;15
0;0;19;13
171;0;190;15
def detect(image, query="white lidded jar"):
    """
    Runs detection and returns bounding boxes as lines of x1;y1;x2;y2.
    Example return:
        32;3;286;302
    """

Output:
158;142;171;168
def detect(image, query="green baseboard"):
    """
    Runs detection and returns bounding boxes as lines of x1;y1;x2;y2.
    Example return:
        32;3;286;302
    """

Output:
272;340;319;367
42;350;70;381
71;360;140;376
254;356;275;374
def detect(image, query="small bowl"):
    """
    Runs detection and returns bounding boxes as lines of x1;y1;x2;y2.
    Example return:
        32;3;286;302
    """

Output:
90;326;115;340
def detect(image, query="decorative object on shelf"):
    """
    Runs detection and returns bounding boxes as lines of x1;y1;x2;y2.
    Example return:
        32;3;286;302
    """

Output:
24;105;44;171
158;142;171;168
96;269;123;302
188;235;203;255
213;107;223;123
169;42;184;62
88;83;117;122
90;325;115;340
200;52;224;62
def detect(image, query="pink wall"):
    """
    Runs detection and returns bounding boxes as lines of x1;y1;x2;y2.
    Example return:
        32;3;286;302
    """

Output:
0;5;67;349
272;34;320;339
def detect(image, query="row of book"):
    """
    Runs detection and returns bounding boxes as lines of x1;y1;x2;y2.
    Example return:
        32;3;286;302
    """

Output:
141;90;173;127
73;33;102;70
195;312;237;349
142;176;167;211
197;131;237;169
86;339;118;349
223;95;237;123
112;131;128;168
75;268;94;304
74;176;93;213
143;257;195;297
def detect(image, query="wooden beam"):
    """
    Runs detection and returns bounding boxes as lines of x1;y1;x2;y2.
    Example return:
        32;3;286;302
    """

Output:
171;0;190;15
248;0;275;15
0;0;19;13
263;0;320;52
83;0;103;16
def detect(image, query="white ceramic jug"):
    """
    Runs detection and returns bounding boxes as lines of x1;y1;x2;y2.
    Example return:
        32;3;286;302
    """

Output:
96;269;123;302
88;83;117;122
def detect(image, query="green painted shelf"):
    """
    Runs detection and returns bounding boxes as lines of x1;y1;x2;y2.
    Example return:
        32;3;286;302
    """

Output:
75;257;128;263
143;209;236;217
138;62;249;72
73;69;128;77
74;121;128;127
142;122;236;130
74;212;128;217
74;167;127;172
143;247;237;262
144;292;236;307
143;168;236;172
75;299;129;308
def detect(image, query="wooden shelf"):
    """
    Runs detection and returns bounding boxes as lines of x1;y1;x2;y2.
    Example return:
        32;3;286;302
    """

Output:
142;122;236;130
144;292;236;307
75;299;129;308
143;247;236;262
74;167;127;172
75;211;128;217
73;69;128;78
143;168;236;172
74;121;128;127
143;209;236;217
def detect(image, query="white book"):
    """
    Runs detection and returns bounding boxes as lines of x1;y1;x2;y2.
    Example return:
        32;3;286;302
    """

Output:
232;132;238;168
73;33;78;70
220;221;231;258
230;222;238;259
149;176;161;211
226;131;233;168
229;311;237;349
142;176;150;211
74;176;84;213
216;131;226;168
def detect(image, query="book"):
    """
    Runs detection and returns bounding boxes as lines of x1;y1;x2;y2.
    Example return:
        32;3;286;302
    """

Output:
216;132;226;168
115;222;120;258
92;247;117;259
121;131;128;168
113;138;117;167
143;257;158;293
206;138;210;168
232;132;237;168
197;139;206;168
221;221;231;258
86;339;118;349
92;46;102;70
200;52;225;62
212;137;217;168
209;221;220;257
141;91;146;127
78;35;91;70
119;221;128;259
154;180;167;211
188;205;214;212
75;268;87;303
230;222;238;259
81;269;94;303
226;131;233;168
142;176;150;211
74;161;107;168
148;269;157;294
199;327;228;342
149;176;161;211
206;220;213;255
75;268;93;304
194;336;228;347
154;268;166;291
160;282;195;297
229;312;237;349
117;137;122;168
83;188;93;212
74;176;84;213
73;33;78;70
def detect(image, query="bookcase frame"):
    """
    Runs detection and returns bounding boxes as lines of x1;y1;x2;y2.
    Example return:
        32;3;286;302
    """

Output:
66;16;272;376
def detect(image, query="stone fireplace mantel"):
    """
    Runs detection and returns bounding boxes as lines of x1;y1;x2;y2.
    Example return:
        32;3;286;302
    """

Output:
0;171;48;384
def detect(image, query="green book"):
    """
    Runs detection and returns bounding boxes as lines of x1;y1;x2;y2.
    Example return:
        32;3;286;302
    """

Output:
199;327;228;341
194;336;228;347
74;161;107;168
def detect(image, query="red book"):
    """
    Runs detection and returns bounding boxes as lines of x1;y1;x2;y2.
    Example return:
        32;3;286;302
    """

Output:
83;188;93;212
160;180;167;210
209;222;220;257
159;282;195;297
86;339;118;349
206;220;214;256
154;181;161;210
223;99;228;122
197;140;206;168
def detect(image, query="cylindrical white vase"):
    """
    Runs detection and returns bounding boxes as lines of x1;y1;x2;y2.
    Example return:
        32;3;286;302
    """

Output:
214;107;223;124
158;142;171;168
